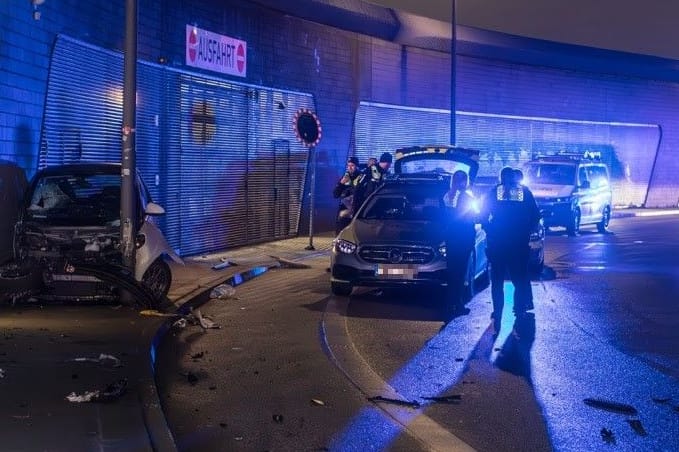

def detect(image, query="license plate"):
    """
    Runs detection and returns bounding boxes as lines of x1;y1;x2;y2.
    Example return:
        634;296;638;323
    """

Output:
375;264;418;279
52;274;102;282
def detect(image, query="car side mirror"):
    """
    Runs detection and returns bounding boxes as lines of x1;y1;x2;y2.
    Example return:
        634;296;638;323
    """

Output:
579;180;590;189
145;202;165;216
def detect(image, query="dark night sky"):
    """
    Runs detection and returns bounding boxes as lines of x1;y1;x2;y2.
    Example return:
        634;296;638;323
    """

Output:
366;0;679;61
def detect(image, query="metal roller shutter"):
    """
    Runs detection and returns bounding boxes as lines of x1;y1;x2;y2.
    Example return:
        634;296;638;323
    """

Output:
41;35;314;256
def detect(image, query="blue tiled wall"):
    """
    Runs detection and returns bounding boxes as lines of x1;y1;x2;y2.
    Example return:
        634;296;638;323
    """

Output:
1;0;677;237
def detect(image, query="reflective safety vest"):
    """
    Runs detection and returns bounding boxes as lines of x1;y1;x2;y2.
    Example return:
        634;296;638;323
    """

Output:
496;185;524;202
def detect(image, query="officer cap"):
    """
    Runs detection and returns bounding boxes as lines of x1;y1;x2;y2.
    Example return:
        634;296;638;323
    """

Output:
379;152;393;164
347;156;359;166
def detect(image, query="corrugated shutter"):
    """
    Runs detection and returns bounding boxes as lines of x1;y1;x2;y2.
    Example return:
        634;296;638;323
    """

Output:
41;35;314;256
354;101;659;207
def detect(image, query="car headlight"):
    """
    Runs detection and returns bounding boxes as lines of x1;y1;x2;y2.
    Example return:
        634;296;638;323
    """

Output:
438;242;447;257
334;238;356;254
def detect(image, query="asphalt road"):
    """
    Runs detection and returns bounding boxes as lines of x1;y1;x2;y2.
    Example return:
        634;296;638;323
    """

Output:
157;215;679;451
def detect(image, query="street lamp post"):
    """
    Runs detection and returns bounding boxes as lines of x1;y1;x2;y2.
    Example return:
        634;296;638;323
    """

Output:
450;0;456;146
121;0;138;273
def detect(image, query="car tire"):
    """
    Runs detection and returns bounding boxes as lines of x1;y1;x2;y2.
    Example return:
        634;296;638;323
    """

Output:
142;258;172;300
597;206;611;233
566;208;581;236
331;281;352;296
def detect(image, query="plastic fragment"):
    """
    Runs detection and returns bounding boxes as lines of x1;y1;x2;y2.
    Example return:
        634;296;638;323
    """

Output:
422;394;462;404
71;353;122;368
627;419;647;436
272;414;284;423
209;283;236;299
584;398;638;415
66;378;127;403
367;395;421;409
139;309;178;317
311;398;325;406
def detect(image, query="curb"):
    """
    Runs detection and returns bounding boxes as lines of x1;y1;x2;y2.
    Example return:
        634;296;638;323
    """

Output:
142;261;284;451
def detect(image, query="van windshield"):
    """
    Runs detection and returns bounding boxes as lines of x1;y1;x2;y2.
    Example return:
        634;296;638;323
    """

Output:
523;163;576;186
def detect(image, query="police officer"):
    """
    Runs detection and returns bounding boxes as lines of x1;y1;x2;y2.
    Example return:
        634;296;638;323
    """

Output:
352;152;392;214
443;170;478;318
481;166;541;332
333;156;361;234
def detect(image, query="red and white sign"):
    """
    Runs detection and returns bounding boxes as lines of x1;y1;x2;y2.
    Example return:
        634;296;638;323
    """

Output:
186;25;247;77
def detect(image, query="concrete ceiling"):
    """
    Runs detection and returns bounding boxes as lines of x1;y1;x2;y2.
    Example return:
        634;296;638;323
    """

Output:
365;0;679;61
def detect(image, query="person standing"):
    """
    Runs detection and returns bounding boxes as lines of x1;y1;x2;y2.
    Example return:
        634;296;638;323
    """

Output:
352;152;392;214
332;156;361;235
443;170;478;318
481;166;541;332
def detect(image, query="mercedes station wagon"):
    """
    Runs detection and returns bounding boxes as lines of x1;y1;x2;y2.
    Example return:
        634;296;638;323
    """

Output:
330;146;488;301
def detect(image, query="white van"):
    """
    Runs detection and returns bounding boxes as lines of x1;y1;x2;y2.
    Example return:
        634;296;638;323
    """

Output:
523;153;613;235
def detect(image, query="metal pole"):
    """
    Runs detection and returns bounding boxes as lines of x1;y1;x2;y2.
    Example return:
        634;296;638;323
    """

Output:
450;0;457;146
305;146;316;250
121;0;138;272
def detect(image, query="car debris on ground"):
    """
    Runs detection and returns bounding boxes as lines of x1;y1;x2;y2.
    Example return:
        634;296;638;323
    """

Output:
66;378;128;403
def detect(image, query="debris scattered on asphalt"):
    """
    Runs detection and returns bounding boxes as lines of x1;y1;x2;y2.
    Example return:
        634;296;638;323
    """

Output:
367;395;421;409
212;258;237;270
70;353;122;368
270;256;311;269
191;351;205;360
139;309;178;317
209;283;237;300
584;398;638;415
652;396;671;404
272;414;284;423
627;419;647;436
172;318;188;329
600;427;615;444
234;436;244;441
311;398;325;406
0;368;4;378
66;378;128;403
422;394;462;404
186;371;199;385
192;308;220;329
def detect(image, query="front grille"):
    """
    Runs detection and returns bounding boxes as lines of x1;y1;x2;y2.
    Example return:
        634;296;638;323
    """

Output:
359;245;435;264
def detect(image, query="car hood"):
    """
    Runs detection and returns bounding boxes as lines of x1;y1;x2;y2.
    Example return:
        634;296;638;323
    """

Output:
348;219;445;245
529;184;575;199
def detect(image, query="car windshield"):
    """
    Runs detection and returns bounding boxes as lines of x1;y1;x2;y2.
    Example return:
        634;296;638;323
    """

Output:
359;187;445;221
26;173;122;226
523;163;576;186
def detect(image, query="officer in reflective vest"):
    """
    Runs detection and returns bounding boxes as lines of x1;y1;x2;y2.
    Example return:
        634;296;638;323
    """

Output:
481;166;541;332
443;170;478;318
333;156;362;235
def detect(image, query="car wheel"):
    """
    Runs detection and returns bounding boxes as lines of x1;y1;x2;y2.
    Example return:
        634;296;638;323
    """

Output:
142;258;172;300
331;281;352;296
566;209;581;236
597;206;611;233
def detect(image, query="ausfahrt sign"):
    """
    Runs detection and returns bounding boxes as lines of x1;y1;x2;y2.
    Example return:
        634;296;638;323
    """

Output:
186;25;247;77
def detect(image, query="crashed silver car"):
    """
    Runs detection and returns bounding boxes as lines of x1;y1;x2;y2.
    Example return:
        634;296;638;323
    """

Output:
6;163;181;306
330;146;488;298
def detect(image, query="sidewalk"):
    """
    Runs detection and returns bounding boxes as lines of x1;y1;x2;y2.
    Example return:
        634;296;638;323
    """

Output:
166;232;334;311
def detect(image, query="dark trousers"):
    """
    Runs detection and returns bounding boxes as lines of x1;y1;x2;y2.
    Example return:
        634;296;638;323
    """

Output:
487;244;533;319
446;241;473;310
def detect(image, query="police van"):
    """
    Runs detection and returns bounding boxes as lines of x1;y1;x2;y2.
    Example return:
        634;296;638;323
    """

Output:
522;151;612;235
